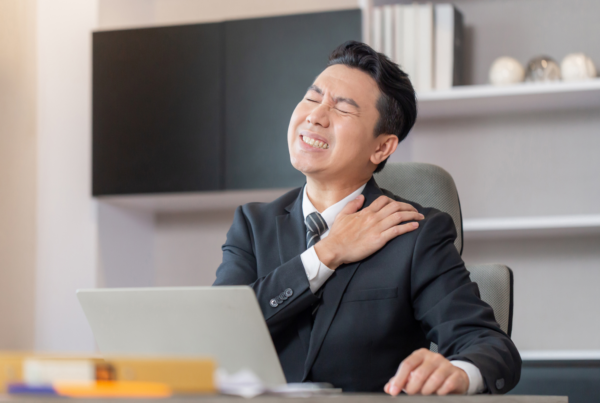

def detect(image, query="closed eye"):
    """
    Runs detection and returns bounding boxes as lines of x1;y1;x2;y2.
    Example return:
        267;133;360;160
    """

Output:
335;107;358;115
306;98;319;103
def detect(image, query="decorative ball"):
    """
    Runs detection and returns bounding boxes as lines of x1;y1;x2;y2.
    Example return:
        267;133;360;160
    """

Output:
489;57;525;86
561;53;597;82
525;55;561;82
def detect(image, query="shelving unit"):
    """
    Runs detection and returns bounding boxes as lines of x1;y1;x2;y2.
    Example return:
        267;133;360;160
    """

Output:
417;79;600;120
463;215;600;239
362;0;600;120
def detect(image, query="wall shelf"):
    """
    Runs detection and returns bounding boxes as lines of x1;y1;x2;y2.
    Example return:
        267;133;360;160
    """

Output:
97;188;292;213
463;214;600;239
99;191;600;242
520;350;600;361
417;79;600;120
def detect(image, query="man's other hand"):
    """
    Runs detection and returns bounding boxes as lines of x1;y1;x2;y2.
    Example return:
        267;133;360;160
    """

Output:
384;349;469;396
314;195;423;270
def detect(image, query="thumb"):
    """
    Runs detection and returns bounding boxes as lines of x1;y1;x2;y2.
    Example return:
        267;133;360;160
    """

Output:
339;194;364;216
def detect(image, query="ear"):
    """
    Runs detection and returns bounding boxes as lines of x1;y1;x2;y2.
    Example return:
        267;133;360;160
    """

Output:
370;134;399;165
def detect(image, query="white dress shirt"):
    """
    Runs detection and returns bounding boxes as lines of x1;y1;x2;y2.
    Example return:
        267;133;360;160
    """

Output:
299;183;485;395
300;183;366;294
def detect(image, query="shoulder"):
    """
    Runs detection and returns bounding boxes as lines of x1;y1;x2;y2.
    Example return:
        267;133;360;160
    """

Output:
238;187;302;219
379;186;439;218
226;187;302;241
379;186;456;237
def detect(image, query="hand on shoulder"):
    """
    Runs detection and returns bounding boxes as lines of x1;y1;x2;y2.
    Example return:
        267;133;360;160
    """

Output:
314;195;424;270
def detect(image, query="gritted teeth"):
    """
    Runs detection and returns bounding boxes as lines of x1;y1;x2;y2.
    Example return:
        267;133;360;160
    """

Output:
301;135;329;149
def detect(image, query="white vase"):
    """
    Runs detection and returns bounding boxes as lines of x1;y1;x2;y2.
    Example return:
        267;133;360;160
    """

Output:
561;53;597;82
489;57;525;86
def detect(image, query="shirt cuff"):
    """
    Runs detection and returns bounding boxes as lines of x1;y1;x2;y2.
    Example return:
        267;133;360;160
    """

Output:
450;360;485;395
300;246;335;294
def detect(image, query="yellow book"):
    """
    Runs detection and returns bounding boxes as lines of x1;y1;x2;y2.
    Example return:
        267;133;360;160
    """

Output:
54;380;172;398
0;352;24;393
106;356;216;394
0;352;216;395
0;351;101;393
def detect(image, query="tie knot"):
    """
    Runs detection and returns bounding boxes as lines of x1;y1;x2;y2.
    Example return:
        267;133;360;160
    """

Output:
305;212;328;236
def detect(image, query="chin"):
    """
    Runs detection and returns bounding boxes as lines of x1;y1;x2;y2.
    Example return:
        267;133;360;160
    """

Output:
290;156;322;176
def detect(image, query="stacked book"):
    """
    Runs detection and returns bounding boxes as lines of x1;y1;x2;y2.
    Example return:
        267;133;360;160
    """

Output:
371;3;464;92
0;352;216;397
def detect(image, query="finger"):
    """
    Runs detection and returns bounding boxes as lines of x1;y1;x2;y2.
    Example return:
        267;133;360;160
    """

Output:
377;200;419;220
420;363;454;395
339;194;364;217
403;355;442;395
397;201;418;213
378;211;424;231
365;195;393;212
388;349;428;396
436;371;463;395
381;222;420;244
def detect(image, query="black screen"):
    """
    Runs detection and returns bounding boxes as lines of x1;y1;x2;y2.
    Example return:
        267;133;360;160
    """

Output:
92;10;361;195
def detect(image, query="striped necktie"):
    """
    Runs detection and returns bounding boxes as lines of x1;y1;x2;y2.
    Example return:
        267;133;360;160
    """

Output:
305;211;328;249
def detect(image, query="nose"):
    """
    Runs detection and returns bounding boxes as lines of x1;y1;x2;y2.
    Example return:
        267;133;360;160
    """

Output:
306;102;330;128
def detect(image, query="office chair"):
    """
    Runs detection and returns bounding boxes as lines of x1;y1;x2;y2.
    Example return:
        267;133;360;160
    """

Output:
375;162;514;352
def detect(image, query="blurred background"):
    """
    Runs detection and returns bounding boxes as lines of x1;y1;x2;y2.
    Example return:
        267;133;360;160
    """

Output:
1;0;599;400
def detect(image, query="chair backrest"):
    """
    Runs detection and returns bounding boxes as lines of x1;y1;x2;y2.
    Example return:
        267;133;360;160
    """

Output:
375;162;513;348
466;264;514;337
375;162;463;254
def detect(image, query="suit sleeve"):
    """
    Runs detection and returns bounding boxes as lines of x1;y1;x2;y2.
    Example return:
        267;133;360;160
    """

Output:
410;211;522;394
213;206;319;332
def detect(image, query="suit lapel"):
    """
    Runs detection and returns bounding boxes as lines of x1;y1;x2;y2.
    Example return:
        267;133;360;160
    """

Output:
275;189;305;266
302;177;384;380
275;187;312;351
302;260;361;380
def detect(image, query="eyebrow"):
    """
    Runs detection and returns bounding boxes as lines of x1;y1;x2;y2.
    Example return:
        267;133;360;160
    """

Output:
308;85;360;109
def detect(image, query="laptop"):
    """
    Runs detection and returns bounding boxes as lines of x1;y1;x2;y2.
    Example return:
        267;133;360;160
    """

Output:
77;286;287;387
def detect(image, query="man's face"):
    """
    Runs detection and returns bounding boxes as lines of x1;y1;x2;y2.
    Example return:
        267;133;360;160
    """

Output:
287;64;385;182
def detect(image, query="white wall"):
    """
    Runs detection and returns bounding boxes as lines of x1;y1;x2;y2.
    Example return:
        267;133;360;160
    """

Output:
35;0;99;352
98;0;155;29
97;204;154;288
0;0;37;350
154;210;236;287
463;235;600;351
98;0;359;30
411;110;600;219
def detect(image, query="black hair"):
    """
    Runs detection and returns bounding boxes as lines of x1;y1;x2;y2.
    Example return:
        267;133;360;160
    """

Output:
327;41;417;173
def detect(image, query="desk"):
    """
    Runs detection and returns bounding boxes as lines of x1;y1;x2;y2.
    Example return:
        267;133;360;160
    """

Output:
2;395;567;403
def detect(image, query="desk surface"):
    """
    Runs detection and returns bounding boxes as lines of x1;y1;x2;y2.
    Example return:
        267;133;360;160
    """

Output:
3;395;567;403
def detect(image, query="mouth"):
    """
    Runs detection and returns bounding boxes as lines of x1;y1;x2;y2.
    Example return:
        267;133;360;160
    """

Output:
300;134;329;149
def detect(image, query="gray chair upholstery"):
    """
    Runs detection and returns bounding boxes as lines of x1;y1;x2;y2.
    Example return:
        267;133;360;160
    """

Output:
466;264;513;336
375;162;463;254
375;162;514;350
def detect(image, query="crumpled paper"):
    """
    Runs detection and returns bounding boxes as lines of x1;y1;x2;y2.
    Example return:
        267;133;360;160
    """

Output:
215;369;265;398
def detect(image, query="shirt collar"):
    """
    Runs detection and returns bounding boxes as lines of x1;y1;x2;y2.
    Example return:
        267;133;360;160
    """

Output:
302;183;367;230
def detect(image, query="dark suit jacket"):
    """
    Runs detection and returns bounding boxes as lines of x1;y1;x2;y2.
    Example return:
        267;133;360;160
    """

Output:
213;177;521;393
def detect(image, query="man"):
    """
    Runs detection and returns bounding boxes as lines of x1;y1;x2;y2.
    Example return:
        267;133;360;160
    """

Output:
214;41;521;395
